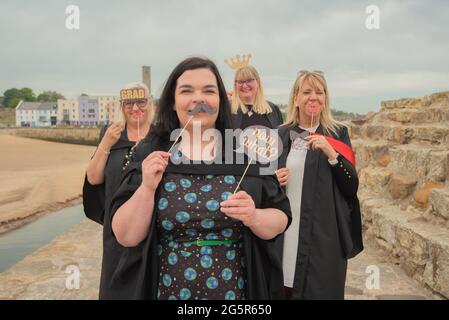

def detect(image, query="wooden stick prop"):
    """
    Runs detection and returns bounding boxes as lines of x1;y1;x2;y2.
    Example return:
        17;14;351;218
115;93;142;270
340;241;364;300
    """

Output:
167;103;217;154
233;157;252;194
137;116;140;142
167;116;193;154
310;112;314;132
305;100;319;134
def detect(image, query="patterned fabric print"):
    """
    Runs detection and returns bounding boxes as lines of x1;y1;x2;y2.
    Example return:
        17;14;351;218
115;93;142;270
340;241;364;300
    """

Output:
291;137;309;151
156;173;247;300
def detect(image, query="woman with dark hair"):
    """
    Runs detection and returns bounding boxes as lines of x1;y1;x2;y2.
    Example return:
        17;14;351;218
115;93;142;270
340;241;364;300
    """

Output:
108;56;291;300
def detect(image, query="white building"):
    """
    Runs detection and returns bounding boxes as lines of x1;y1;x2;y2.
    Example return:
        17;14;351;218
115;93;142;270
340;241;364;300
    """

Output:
16;101;57;127
15;95;121;127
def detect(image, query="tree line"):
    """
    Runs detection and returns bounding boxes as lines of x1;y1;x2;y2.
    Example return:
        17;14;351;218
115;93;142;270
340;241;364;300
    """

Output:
0;88;65;108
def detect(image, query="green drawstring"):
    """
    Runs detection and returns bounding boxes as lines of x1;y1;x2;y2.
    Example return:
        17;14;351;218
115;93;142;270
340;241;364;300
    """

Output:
183;239;240;247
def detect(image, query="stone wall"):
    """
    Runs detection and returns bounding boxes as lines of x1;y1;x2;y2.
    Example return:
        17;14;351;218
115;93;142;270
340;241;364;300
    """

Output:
349;91;449;298
0;127;101;146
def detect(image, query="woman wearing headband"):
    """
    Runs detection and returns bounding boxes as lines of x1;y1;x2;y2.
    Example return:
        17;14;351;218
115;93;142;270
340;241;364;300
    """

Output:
276;70;363;299
83;82;152;299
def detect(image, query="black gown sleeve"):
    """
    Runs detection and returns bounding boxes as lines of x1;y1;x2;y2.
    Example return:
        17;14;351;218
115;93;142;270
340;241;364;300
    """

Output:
82;125;109;225
268;101;284;127
276;126;291;170
276;105;284;126
329;126;359;197
83;177;106;224
260;175;292;231
108;162;143;238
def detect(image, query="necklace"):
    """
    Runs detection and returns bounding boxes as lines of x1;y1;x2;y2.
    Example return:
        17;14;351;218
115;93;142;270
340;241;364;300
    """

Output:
247;106;253;117
123;144;138;171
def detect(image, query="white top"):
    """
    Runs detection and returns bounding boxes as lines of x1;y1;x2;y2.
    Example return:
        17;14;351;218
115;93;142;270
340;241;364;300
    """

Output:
283;124;319;288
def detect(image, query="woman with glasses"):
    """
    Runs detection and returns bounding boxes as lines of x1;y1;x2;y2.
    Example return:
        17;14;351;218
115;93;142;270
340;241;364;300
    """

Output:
108;57;291;300
83;82;152;299
231;65;284;130
276;71;363;299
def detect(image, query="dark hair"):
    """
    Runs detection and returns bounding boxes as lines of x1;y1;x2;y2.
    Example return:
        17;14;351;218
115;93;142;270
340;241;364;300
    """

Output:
151;56;233;140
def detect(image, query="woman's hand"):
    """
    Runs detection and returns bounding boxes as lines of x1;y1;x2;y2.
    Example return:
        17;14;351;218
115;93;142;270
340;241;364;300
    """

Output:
220;191;258;227
141;151;170;192
100;123;123;151
226;91;233;101
304;134;338;160
275;168;289;186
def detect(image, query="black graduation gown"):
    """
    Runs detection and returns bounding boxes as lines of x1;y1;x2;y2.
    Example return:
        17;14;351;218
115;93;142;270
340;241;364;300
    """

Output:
108;134;292;300
232;101;284;129
82;125;137;299
277;124;363;300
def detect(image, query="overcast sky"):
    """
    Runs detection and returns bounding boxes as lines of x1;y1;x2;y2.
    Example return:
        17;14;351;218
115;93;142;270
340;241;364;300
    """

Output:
1;0;448;113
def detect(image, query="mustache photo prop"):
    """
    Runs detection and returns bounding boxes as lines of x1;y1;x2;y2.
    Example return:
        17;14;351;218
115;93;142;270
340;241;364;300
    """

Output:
167;103;217;154
187;103;217;115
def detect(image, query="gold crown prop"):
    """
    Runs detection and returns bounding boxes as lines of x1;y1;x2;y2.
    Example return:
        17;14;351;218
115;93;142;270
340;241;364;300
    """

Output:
224;54;252;70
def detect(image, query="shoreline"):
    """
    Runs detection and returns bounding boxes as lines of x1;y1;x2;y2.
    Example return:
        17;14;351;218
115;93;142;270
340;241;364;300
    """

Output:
0;127;100;146
0;197;83;236
0;135;96;235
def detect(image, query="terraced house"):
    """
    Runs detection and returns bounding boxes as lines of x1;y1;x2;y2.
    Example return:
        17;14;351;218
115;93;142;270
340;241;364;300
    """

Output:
15;95;121;127
15;101;57;127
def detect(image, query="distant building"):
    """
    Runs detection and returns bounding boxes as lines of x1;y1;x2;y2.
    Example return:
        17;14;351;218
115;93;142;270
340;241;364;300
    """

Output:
57;98;78;126
78;96;99;126
14;95;121;127
15;101;57;127
142;66;151;95
99;96;121;124
57;95;120;126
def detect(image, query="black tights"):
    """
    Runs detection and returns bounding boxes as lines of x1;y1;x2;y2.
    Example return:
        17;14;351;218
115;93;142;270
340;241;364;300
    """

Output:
284;286;293;300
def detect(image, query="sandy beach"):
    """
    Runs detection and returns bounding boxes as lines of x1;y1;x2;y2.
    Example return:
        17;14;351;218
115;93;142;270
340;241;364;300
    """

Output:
0;135;96;233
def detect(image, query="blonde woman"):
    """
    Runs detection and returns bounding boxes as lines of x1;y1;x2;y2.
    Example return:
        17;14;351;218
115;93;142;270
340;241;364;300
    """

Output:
83;82;152;299
231;65;283;129
276;71;363;299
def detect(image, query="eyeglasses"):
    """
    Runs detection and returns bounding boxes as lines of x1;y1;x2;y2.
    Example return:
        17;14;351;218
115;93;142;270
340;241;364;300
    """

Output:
235;78;256;87
122;99;148;110
298;70;324;76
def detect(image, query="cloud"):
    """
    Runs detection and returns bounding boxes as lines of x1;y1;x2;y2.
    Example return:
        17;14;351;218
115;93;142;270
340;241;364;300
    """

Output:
0;0;448;113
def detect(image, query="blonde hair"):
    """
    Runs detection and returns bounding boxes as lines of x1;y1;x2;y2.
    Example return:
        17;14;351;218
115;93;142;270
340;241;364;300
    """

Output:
231;65;272;115
284;71;345;136
119;82;153;126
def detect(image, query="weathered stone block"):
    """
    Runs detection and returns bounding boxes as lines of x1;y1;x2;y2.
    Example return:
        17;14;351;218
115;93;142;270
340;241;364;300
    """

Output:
413;181;445;208
389;175;417;199
429;188;449;220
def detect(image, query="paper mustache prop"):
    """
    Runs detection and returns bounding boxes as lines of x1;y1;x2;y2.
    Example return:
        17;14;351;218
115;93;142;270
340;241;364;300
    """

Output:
168;103;217;154
187;103;217;115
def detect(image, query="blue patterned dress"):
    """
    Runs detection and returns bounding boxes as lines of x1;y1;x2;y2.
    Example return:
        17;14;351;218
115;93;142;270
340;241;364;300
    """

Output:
156;173;247;300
